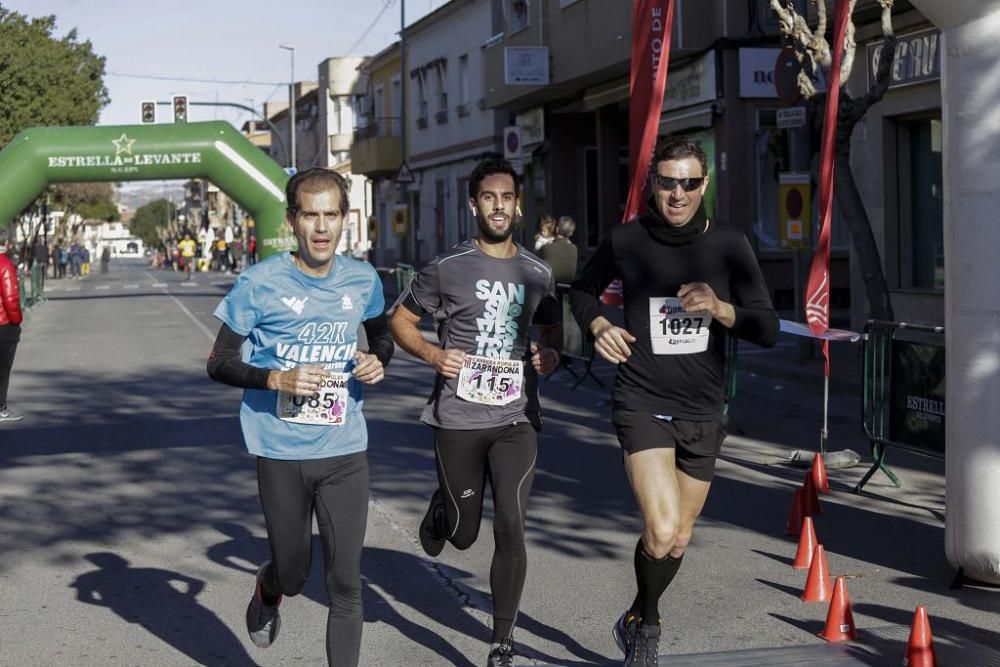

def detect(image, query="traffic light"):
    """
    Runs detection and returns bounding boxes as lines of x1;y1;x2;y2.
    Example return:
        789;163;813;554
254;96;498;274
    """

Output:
172;95;188;123
140;100;156;124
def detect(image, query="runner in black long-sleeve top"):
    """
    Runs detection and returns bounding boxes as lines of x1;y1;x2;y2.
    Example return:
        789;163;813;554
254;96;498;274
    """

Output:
569;137;778;667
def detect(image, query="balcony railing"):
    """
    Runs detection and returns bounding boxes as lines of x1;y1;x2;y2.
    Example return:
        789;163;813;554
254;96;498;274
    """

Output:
353;117;402;142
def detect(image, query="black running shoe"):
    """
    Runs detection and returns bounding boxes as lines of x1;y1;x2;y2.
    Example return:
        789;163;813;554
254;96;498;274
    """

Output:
623;623;660;666
246;562;282;648
419;489;447;557
613;610;639;655
486;637;515;667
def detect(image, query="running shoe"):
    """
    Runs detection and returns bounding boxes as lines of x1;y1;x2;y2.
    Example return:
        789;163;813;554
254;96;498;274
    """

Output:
0;408;22;422
623;623;660;666
246;562;282;648
419;489;447;557
486;637;515;667
613;610;639;655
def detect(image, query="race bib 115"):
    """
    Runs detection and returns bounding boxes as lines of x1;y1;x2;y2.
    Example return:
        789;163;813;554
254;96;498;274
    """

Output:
456;355;523;406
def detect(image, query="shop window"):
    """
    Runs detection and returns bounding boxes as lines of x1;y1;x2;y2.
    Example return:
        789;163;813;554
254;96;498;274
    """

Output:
892;117;944;289
505;0;530;33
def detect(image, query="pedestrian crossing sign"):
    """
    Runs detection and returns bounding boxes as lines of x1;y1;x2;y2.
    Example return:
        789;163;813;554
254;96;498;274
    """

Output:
395;161;414;185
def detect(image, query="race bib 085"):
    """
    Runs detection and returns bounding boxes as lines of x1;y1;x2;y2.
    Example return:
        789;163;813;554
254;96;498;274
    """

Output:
276;372;350;425
456;355;523;406
649;297;712;355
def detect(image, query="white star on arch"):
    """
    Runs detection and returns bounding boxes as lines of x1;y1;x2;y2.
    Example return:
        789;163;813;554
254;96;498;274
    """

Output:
111;133;136;157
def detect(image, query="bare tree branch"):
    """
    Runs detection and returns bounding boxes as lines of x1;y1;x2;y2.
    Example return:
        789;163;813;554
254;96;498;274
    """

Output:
841;0;860;83
854;0;897;118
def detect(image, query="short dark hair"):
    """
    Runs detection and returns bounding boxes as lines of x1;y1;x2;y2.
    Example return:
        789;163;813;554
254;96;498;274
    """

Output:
652;137;708;176
468;158;519;199
286;167;350;215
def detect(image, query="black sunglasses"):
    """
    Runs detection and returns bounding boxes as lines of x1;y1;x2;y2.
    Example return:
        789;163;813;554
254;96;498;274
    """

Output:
650;174;705;192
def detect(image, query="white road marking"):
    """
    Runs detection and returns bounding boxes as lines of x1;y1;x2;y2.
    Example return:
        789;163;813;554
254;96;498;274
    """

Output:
145;272;216;342
94;285;111;290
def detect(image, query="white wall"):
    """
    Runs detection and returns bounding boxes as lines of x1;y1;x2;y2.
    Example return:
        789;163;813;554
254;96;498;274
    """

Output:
406;0;501;259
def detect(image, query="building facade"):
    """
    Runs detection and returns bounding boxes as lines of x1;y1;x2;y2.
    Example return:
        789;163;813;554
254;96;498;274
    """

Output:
350;42;404;267
402;0;504;265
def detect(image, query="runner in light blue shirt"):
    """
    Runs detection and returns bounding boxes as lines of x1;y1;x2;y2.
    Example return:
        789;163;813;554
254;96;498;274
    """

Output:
207;168;393;666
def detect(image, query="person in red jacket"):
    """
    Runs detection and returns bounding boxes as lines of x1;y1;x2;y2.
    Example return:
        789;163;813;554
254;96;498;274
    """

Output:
0;244;23;422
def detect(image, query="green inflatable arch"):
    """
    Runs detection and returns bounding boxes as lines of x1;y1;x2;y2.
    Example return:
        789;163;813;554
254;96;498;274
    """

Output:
0;121;294;258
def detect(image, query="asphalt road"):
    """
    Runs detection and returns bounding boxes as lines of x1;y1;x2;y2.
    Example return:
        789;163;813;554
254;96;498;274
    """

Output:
1;259;996;666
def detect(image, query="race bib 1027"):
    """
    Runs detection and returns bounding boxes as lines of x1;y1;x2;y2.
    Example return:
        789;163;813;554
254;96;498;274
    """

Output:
649;297;712;355
456;355;523;406
276;372;350;425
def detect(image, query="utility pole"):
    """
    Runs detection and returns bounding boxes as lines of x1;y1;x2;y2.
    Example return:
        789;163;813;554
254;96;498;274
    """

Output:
279;44;297;171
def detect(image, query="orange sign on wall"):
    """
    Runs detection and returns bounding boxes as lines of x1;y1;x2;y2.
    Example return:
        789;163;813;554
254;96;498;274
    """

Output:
779;172;811;250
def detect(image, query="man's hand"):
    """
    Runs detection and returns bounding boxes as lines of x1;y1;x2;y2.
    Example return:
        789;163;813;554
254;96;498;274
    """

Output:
352;351;385;385
591;316;637;364
530;342;559;375
431;348;466;379
678;283;735;328
267;364;329;396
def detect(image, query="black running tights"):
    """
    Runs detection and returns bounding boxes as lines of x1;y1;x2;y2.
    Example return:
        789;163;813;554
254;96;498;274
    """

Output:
257;451;369;667
433;423;537;643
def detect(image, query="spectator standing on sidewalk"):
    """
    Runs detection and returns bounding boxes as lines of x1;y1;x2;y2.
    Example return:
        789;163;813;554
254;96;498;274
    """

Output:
0;244;23;422
540;216;578;285
533;214;556;252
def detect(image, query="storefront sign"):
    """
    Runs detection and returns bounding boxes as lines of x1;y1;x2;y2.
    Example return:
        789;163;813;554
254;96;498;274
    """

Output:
741;48;825;99
663;50;716;111
867;28;941;91
504;47;549;85
516;107;545;147
739;48;781;98
777;107;807;129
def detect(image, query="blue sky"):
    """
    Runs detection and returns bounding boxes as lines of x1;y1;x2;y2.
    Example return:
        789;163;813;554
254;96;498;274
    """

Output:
9;0;447;127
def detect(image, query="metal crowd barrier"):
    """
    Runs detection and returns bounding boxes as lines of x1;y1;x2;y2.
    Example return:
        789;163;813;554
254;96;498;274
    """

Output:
16;264;46;313
855;319;946;493
395;263;415;296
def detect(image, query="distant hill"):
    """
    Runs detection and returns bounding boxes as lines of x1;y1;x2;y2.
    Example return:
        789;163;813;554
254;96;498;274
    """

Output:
115;181;186;211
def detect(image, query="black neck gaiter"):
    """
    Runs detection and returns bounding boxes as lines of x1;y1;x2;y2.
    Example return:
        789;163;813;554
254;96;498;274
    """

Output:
641;198;708;246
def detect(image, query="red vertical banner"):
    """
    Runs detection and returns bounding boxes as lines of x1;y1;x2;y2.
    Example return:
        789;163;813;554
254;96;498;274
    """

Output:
805;0;851;374
622;0;674;224
602;0;674;305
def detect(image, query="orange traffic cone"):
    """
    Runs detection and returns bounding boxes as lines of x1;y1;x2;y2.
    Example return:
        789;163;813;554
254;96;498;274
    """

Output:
803;472;822;516
812;453;831;493
904;606;936;666
786;488;804;536
818;576;857;641
793;517;818;569
802;544;832;602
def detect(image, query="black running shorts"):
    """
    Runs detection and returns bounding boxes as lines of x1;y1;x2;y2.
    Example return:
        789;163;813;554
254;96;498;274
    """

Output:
612;410;727;482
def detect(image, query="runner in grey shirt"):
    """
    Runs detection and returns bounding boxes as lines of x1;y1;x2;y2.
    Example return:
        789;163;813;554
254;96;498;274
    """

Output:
391;158;561;667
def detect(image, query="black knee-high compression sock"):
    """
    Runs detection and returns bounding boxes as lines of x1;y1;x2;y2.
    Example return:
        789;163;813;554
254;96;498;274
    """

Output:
629;539;684;625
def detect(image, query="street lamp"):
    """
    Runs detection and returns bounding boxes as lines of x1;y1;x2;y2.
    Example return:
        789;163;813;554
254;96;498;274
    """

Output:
278;44;296;171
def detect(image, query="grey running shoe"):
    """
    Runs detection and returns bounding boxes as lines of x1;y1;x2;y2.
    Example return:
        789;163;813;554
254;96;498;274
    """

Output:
613;610;639;655
486;637;515;667
623;623;660;666
419;489;447;557
0;408;22;422
246;562;282;648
